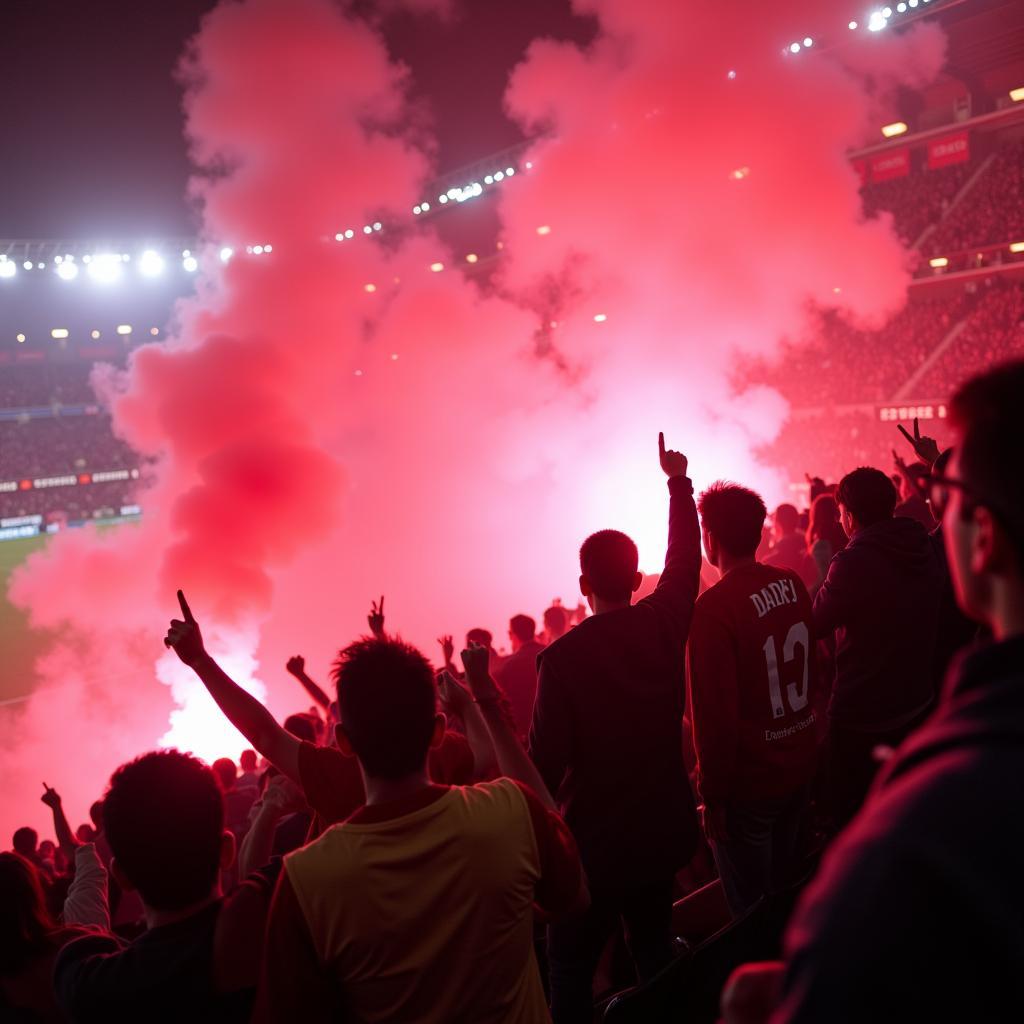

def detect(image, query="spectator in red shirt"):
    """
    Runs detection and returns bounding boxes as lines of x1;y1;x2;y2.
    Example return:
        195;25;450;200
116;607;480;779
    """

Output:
689;484;819;915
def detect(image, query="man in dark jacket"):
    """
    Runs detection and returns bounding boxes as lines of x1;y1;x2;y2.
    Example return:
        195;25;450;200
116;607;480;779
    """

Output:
765;360;1024;1022
529;433;701;1024
813;466;940;826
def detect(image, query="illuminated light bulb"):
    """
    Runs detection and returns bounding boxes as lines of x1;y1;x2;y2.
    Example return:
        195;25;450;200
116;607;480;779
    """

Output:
439;195;448;204
264;244;272;253
593;314;608;323
182;249;191;257
525;161;533;169
183;255;199;273
506;167;515;175
803;37;813;46
51;328;69;339
484;175;494;184
345;229;354;238
116;324;133;335
494;170;505;181
364;283;377;293
466;253;478;263
23;261;33;270
420;201;430;212
89;254;123;283
82;254;91;263
245;245;253;254
253;245;264;255
929;257;948;268
413;206;422;215
16;333;26;343
373;222;382;231
219;246;233;262
789;42;801;53
139;249;165;277
0;260;16;279
91;330;100;339
881;121;908;137
849;20;858;28
882;5;892;15
430;262;444;272
868;11;887;30
56;261;79;281
909;0;918;5
536;225;552;235
897;2;906;10
363;225;372;234
727;69;737;79
150;327;160;336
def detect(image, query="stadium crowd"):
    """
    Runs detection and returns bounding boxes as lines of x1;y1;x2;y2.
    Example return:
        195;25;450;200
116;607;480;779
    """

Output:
4;358;1022;1023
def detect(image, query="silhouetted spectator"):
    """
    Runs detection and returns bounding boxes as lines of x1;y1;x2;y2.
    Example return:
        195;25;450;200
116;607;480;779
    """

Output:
494;614;545;737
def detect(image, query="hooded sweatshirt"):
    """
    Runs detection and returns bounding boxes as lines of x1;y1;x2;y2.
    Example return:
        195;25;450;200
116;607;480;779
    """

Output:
812;516;940;730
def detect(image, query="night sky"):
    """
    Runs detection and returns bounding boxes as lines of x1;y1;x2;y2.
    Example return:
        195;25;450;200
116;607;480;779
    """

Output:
0;0;594;240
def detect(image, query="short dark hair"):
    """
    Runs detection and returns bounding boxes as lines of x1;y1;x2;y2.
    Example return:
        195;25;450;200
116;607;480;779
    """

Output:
466;628;492;649
543;605;568;636
699;482;767;558
239;749;258;772
103;750;224;911
509;614;536;643
580;529;639;602
837;467;897;527
211;758;237;791
333;637;437;780
283;714;317;743
89;800;104;830
774;503;799;533
950;360;1024;560
12;828;37;857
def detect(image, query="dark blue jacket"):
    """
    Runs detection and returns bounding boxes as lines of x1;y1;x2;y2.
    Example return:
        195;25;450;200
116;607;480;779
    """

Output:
813;516;941;730
779;636;1024;1022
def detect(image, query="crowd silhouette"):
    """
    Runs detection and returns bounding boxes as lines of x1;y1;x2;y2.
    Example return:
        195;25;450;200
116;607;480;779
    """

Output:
3;360;1023;1023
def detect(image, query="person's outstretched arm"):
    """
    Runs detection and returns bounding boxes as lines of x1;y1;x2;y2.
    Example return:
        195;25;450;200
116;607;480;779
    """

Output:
285;656;331;710
639;433;702;630
438;672;499;780
41;784;78;861
165;591;301;785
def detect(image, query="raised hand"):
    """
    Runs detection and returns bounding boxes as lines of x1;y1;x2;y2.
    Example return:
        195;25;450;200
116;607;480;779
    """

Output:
897;417;941;466
438;634;455;665
41;783;61;809
658;431;688;479
437;669;472;716
368;595;385;638
285;655;305;677
164;589;207;667
460;642;500;701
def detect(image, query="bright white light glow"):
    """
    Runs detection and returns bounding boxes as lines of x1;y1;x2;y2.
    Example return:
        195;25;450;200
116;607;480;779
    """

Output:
803;37;813;47
466;253;478;263
91;330;100;339
51;328;69;339
537;225;552;236
253;245;264;255
420;202;429;212
373;222;382;232
56;261;79;281
219;247;233;263
0;260;16;279
116;324;133;335
897;2;906;11
16;333;26;343
929;257;948;268
363;225;373;234
881;121;908;137
494;170;505;181
484;175;494;184
345;229;354;238
183;255;199;273
883;6;892;15
593;313;608;323
525;161;533;170
413;206;422;215
1010;87;1024;103
868;11;888;30
364;283;377;293
789;42;801;53
139;250;165;277
23;261;33;270
439;195;449;204
506;167;515;175
264;244;272;253
430;262;444;272
727;69;737;79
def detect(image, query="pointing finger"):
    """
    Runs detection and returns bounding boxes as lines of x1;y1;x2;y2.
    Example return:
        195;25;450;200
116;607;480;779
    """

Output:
658;431;666;457
177;590;195;624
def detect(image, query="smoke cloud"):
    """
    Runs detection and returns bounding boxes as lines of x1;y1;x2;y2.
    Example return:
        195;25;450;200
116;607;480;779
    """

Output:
3;0;944;837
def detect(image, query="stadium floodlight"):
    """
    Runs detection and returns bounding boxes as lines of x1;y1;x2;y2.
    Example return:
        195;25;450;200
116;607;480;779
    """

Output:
439;195;448;204
789;42;801;53
364;283;377;293
0;259;16;279
182;255;199;272
363;225;373;234
466;253;478;263
51;328;69;339
882;6;892;15
253;245;264;255
150;327;160;336
484;175;493;184
16;333;26;343
849;20;858;28
413;205;422;215
56;261;79;281
139;249;165;277
335;232;344;241
727;69;737;79
219;246;233;262
373;222;382;231
909;0;918;5
345;229;354;238
116;324;133;335
1011;87;1024;103
91;330;101;339
88;253;123;283
23;261;33;270
1009;241;1024;253
897;2;906;11
494;170;505;181
881;121;908;137
506;167;515;176
264;244;272;253
525;162;533;170
420;202;429;212
803;37;813;47
929;257;948;268
868;11;887;30
430;262;444;272
593;313;608;323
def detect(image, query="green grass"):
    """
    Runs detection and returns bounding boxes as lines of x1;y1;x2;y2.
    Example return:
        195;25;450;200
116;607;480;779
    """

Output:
0;535;50;704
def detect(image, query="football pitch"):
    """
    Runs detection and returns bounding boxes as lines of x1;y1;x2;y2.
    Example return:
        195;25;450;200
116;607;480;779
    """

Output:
0;536;50;705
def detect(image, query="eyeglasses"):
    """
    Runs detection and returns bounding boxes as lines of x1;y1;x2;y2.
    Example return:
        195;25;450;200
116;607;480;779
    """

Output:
914;470;1022;546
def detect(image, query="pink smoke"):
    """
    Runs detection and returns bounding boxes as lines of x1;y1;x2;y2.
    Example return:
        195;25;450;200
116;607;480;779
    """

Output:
3;0;945;839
